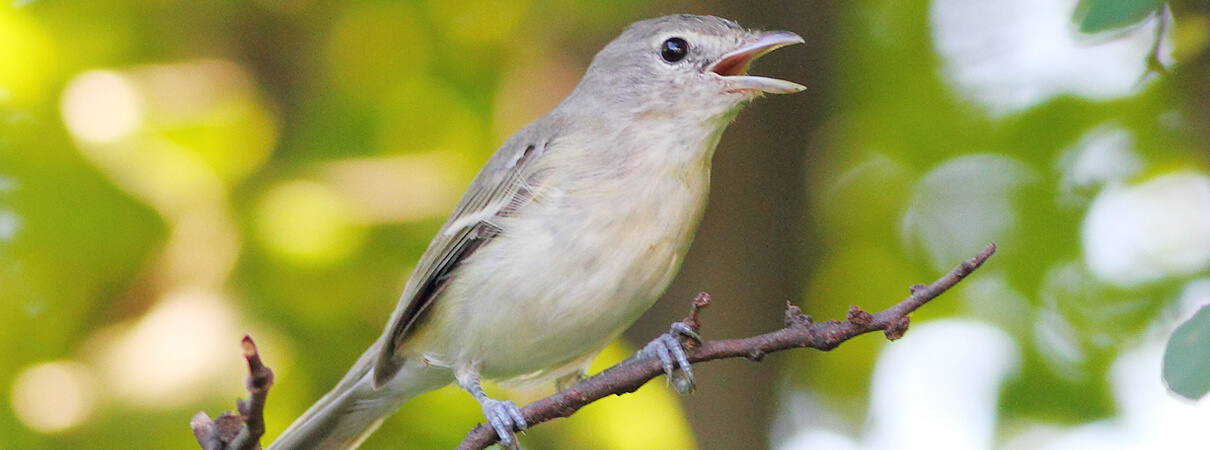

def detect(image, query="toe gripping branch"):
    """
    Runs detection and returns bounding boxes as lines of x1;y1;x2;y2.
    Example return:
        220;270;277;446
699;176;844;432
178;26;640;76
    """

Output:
478;397;526;449
639;293;710;393
458;369;528;449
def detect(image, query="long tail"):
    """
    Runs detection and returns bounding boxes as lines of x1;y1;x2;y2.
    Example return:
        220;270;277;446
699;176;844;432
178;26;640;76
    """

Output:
267;342;449;450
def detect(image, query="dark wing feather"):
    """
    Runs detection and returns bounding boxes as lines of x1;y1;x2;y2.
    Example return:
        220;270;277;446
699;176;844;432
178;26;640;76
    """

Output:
372;136;547;388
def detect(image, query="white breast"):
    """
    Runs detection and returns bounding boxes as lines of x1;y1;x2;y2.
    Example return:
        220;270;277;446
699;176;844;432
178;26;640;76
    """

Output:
409;119;722;383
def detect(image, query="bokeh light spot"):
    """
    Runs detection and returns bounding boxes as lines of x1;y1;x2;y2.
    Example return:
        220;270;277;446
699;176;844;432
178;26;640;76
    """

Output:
1082;171;1210;287
0;8;56;105
1034;307;1089;381
902;154;1037;271
0;209;20;242
132;59;277;185
97;291;240;408
256;180;365;267
322;152;471;224
1058;125;1143;205
65;60;275;216
61;70;142;144
930;0;1172;116
866;321;1020;450
11;361;98;433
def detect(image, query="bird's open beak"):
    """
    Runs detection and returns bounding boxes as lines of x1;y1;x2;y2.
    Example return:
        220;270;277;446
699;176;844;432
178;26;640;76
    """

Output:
708;31;805;94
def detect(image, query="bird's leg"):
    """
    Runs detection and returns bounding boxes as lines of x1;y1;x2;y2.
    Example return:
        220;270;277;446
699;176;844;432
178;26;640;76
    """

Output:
636;322;700;393
455;367;526;449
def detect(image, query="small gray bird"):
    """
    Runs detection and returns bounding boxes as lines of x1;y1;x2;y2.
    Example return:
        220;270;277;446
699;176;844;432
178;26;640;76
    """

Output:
269;14;803;449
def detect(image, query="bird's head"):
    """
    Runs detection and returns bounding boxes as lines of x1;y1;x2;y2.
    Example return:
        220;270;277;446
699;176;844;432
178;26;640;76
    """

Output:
566;14;804;123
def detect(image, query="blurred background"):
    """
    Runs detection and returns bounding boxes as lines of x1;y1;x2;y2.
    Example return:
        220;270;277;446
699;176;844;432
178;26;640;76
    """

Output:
2;0;1209;449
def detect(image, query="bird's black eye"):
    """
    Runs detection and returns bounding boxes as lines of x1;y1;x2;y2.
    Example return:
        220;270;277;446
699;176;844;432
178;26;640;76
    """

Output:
660;37;689;63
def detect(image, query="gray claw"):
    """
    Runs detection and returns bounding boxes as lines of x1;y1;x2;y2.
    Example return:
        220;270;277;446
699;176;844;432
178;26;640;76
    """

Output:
482;398;526;448
651;335;675;375
670;322;701;342
639;322;699;394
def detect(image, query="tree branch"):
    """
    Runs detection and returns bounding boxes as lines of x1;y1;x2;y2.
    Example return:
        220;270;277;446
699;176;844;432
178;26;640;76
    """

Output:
192;335;275;450
191;243;994;450
456;243;997;450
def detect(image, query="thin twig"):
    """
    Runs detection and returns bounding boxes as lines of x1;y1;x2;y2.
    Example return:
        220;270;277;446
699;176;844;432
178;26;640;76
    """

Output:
1143;3;1172;80
192;335;275;450
456;243;997;449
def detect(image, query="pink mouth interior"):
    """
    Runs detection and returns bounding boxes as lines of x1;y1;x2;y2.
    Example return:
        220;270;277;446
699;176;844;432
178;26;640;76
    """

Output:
710;53;754;77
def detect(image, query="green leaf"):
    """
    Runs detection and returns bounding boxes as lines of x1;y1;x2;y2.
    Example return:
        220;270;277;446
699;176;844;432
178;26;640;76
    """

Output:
1074;0;1163;34
1163;305;1210;399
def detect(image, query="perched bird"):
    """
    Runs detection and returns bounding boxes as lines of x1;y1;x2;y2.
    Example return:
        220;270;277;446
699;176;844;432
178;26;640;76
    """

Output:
269;14;804;449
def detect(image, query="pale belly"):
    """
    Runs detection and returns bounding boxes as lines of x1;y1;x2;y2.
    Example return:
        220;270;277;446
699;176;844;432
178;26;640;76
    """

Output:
404;165;709;382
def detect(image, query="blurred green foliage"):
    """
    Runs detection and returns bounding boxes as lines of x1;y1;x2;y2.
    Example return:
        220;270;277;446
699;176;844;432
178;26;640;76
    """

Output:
794;0;1209;434
3;0;1210;449
0;1;702;449
1076;0;1165;33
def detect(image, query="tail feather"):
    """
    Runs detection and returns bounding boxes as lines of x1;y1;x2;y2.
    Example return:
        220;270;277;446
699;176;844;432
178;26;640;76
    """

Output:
268;343;449;450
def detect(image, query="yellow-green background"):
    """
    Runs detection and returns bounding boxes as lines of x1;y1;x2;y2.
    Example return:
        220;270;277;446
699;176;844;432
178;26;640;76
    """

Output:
2;0;1208;449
